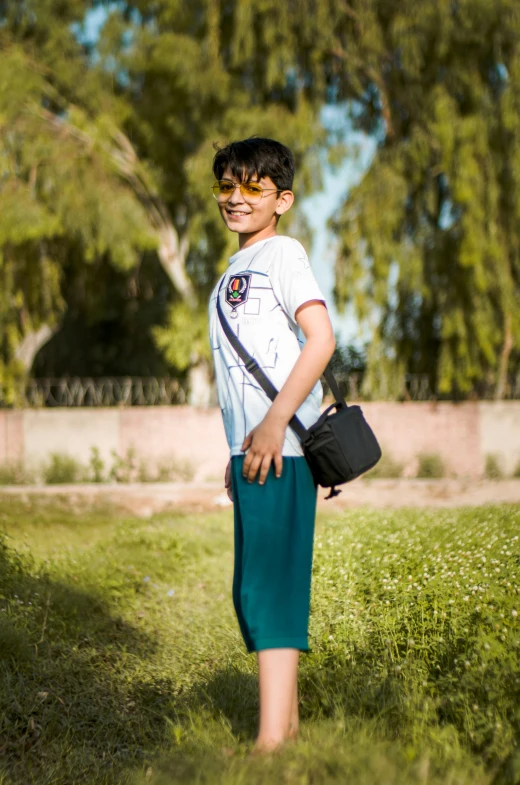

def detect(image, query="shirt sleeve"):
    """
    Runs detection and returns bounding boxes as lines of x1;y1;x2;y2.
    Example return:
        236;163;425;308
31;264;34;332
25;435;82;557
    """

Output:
269;238;327;325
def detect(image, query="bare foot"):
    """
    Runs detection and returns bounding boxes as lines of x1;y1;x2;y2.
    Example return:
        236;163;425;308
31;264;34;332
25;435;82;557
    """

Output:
249;737;286;756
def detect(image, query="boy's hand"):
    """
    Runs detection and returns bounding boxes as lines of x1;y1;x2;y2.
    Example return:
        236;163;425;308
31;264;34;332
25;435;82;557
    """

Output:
224;460;233;502
241;414;285;485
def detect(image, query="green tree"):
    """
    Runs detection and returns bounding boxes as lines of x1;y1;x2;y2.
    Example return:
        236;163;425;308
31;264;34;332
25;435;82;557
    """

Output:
1;1;322;404
0;36;157;402
94;0;322;402
327;0;520;398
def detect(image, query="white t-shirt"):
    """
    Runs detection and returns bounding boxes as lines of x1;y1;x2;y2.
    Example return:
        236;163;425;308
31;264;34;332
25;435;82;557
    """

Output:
208;234;327;457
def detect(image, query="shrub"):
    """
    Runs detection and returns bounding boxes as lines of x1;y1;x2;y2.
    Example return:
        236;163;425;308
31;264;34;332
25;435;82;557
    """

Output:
137;457;195;482
155;457;195;482
416;452;446;479
109;447;138;483
43;453;86;484
89;446;106;483
513;459;520;479
0;460;35;485
364;451;403;479
485;454;504;480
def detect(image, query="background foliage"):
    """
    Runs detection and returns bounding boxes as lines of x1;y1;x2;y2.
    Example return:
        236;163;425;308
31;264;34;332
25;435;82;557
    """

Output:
1;0;519;401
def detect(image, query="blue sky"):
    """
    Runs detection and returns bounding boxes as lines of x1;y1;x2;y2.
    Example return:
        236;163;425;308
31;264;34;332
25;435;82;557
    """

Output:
78;8;376;345
301;105;376;343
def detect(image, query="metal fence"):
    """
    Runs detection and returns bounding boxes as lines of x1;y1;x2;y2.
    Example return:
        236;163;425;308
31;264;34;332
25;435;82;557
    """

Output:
328;372;520;402
0;377;188;408
0;373;519;408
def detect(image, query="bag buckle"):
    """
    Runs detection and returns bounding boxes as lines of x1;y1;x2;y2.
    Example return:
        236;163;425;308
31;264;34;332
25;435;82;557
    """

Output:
324;486;342;500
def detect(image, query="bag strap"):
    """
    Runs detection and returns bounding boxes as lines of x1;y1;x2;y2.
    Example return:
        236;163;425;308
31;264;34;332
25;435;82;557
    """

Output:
216;276;347;443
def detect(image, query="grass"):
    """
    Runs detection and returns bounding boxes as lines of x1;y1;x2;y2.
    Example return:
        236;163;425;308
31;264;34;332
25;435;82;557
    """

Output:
0;497;519;784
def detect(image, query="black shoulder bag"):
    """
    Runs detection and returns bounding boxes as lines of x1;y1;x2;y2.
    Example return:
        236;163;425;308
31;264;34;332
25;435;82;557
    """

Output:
216;277;382;499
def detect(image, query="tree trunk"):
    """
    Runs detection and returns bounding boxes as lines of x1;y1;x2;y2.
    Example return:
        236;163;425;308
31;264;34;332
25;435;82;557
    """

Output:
156;223;193;300
14;323;57;373
495;312;513;400
187;360;215;407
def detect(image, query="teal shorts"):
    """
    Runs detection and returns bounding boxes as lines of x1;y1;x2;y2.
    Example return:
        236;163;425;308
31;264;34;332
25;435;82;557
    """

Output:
231;455;318;653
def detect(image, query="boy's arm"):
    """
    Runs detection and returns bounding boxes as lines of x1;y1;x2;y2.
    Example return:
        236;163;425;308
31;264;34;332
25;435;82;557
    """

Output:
241;300;336;485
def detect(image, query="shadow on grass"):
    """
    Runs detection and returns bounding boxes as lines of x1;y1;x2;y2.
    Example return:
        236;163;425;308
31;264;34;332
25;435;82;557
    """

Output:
0;538;173;784
172;665;259;740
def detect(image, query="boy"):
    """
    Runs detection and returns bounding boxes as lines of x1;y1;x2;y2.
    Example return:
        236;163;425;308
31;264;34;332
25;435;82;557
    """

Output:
208;137;336;753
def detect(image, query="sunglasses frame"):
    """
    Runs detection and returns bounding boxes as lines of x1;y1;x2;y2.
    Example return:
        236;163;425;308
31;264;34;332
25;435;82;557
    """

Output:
212;179;281;205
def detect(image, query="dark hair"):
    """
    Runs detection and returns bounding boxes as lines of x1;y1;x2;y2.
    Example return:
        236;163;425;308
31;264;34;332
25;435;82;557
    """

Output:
212;137;295;191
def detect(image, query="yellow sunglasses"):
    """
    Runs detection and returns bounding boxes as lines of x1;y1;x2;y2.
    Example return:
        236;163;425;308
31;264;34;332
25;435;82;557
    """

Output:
212;179;280;205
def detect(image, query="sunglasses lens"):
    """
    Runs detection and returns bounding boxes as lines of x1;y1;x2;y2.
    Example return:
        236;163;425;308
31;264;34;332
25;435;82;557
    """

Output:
241;183;262;201
214;181;235;198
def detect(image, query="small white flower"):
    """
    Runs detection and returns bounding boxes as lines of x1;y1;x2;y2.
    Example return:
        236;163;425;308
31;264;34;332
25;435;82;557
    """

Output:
512;610;518;618
143;576;150;583
167;589;175;597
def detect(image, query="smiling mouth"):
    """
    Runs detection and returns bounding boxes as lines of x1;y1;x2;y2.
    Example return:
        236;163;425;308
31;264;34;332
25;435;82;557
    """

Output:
226;209;250;216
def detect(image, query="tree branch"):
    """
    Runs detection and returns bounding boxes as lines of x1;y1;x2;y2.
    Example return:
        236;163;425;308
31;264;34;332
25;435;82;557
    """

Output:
14;323;57;372
328;47;395;141
37;108;195;302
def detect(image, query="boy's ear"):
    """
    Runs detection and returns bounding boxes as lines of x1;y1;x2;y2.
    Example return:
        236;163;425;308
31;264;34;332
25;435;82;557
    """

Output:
275;189;294;217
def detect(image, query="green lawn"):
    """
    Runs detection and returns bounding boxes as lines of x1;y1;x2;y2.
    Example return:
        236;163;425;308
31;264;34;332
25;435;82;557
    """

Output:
0;496;519;785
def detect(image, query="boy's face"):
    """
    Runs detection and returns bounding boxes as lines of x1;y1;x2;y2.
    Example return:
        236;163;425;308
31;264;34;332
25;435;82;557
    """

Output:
216;167;293;235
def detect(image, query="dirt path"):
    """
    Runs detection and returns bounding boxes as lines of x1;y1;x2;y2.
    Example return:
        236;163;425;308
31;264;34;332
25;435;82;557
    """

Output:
1;478;519;516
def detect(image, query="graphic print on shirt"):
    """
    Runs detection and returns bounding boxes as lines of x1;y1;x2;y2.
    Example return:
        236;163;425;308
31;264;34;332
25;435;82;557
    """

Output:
226;273;251;318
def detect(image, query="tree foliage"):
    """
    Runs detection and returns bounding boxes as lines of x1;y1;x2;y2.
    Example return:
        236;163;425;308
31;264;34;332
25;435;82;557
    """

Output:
0;0;322;402
0;25;156;399
327;0;520;397
2;0;519;400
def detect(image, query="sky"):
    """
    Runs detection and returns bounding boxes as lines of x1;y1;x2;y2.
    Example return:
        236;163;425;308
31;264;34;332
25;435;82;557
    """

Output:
79;8;377;345
300;105;376;343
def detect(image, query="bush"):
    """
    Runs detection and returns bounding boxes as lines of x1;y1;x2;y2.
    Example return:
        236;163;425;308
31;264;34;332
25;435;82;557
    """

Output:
155;457;195;482
513;459;520;479
364;451;403;479
485;454;504;480
0;460;36;485
109;447;138;483
416;452;446;479
137;456;195;482
89;446;106;483
43;453;86;484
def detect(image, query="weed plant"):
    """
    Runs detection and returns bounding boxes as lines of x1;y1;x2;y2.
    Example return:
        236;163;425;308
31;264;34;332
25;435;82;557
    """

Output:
486;455;505;481
364;451;404;479
0;460;36;485
417;453;447;479
0;449;195;486
43;453;86;484
0;498;518;784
